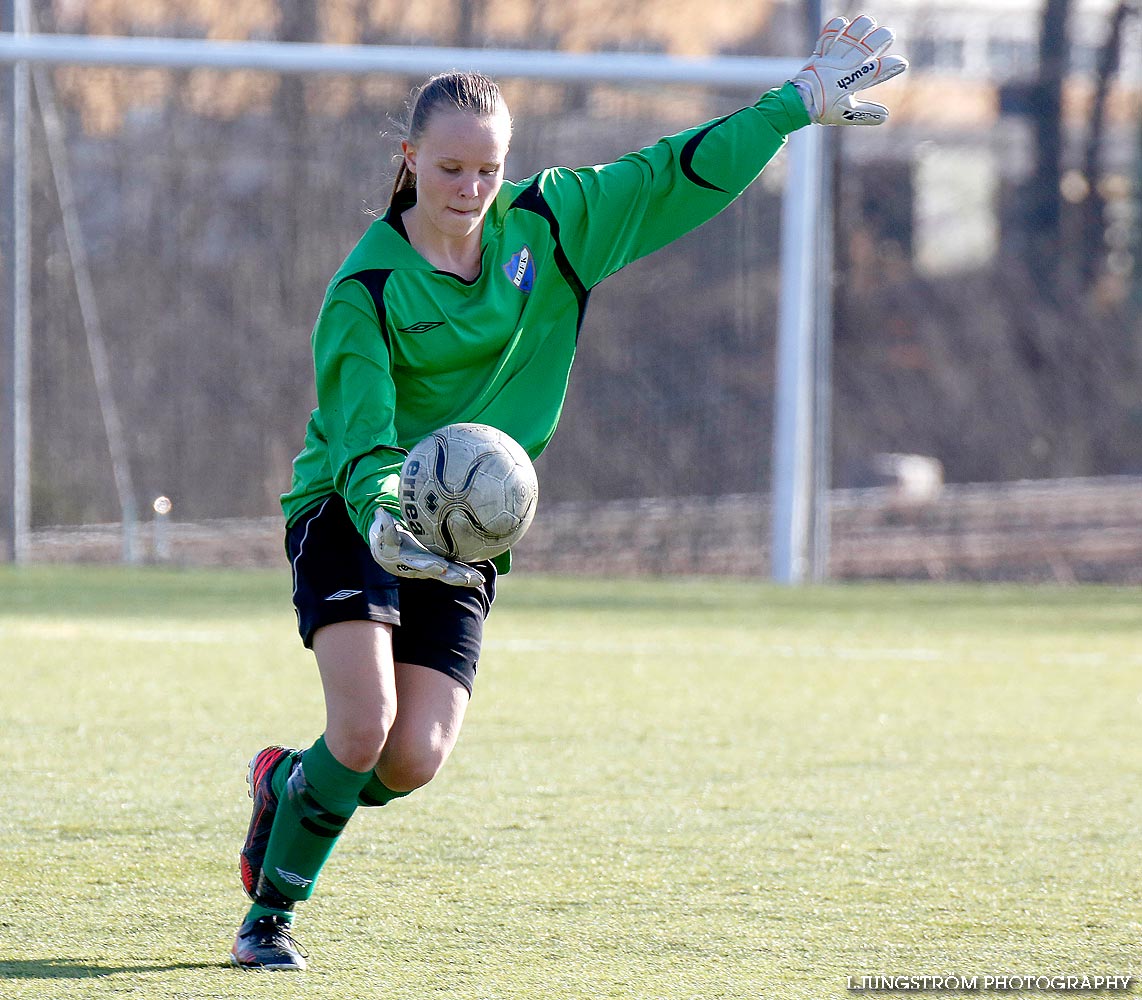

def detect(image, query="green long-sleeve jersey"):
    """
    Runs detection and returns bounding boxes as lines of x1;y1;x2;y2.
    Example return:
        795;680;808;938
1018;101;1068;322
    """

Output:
281;82;810;550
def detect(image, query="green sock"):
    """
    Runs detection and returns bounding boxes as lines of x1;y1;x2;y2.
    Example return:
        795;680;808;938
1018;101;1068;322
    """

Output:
245;901;295;923
358;773;413;807
258;735;373;904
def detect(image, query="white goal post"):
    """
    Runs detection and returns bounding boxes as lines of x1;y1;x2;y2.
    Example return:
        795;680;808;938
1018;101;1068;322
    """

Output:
0;29;828;583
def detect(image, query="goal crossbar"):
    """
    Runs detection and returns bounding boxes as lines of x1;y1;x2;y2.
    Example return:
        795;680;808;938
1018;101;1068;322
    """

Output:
0;32;802;86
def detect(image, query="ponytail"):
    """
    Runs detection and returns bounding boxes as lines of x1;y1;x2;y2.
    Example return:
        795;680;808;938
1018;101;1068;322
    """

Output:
389;160;415;203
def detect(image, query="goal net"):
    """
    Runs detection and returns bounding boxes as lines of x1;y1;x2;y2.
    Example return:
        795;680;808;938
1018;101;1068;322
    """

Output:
1;31;818;570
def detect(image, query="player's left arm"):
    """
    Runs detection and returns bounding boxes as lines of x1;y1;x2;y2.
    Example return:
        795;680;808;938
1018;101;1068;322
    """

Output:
537;12;906;286
539;83;809;287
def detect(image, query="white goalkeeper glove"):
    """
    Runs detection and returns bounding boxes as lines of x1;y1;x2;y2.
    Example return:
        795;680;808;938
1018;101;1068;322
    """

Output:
792;14;908;126
367;509;484;588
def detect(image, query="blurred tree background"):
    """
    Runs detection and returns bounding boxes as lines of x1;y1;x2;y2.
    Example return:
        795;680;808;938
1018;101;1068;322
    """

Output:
3;0;1140;528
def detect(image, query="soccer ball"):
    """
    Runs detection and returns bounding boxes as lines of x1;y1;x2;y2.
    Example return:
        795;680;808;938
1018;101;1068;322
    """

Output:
400;423;539;563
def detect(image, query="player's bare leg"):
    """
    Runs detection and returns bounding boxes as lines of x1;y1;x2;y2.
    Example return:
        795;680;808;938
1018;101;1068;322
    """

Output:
315;621;399;771
375;662;470;792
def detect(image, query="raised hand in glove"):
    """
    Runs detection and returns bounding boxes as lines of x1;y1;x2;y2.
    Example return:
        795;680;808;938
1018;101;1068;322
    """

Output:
368;509;484;587
792;14;908;126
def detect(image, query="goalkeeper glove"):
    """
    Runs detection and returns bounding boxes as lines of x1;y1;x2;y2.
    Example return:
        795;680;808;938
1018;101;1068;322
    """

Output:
367;509;484;588
792;14;908;126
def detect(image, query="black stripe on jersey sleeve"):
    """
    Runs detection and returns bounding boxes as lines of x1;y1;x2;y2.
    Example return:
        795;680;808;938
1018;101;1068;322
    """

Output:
679;108;753;193
509;180;591;337
336;269;395;353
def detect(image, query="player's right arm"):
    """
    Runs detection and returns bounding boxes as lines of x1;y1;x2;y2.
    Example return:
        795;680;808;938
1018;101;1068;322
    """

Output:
310;280;405;538
310;279;483;587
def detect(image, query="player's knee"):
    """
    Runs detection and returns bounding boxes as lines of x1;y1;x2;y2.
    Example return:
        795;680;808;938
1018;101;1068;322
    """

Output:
376;743;449;793
327;712;396;773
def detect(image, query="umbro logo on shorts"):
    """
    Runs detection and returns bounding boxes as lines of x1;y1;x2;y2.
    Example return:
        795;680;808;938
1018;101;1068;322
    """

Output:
325;589;363;601
399;321;445;333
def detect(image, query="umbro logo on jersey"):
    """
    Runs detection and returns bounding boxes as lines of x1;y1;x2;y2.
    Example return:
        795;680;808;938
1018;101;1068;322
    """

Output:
399;321;445;334
325;589;362;601
503;245;535;293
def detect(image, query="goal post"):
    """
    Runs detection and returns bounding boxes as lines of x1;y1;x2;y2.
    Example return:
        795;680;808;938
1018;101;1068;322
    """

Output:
0;30;826;582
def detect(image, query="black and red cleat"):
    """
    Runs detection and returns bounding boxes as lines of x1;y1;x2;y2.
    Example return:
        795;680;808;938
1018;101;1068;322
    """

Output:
239;746;297;899
230;914;307;971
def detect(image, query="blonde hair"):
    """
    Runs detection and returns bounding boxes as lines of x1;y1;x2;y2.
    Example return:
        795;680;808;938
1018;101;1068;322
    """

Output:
390;71;511;204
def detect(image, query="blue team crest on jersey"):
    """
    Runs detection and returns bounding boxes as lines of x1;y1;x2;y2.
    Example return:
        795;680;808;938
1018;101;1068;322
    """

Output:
503;245;535;293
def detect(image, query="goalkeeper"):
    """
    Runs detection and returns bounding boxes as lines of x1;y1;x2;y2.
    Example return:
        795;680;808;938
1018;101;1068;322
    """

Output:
230;15;907;971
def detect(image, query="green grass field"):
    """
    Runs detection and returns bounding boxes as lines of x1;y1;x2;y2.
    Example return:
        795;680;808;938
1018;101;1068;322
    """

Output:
0;565;1139;999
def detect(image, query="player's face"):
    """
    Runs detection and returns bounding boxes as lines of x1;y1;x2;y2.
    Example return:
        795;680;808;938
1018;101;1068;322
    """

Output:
403;108;511;242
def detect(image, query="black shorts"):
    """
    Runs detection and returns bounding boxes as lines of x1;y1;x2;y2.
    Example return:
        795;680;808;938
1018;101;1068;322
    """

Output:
286;495;496;695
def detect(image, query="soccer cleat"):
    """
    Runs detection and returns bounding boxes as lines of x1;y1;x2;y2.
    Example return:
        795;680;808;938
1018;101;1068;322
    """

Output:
229;914;308;971
240;746;298;899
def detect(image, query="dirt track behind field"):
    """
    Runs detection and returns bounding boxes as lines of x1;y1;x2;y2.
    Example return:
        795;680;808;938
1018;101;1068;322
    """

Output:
25;476;1142;584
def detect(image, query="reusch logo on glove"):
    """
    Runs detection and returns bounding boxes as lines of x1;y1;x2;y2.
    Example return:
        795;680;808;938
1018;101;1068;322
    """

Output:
837;62;877;90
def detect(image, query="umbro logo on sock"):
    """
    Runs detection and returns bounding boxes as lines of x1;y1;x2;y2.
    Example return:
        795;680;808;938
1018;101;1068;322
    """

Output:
275;868;314;889
325;589;363;601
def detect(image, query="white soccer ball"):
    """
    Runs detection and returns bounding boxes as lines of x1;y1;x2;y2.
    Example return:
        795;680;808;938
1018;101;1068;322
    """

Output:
400;423;539;563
